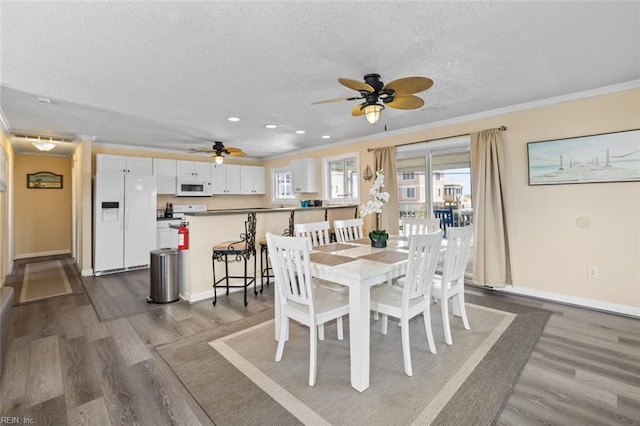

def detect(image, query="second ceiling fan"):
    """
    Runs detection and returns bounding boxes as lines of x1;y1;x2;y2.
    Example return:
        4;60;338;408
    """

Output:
188;141;246;164
313;74;433;124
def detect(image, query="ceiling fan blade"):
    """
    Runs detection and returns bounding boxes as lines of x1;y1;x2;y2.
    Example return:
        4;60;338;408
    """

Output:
228;151;247;157
383;77;433;96
386;95;425;110
338;78;375;93
224;146;243;152
188;147;213;153
351;103;365;116
312;96;361;105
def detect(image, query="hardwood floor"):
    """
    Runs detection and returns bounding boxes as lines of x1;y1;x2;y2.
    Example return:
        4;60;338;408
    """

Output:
1;267;638;425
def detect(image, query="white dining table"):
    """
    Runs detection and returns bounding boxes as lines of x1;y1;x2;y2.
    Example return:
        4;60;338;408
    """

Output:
309;237;411;392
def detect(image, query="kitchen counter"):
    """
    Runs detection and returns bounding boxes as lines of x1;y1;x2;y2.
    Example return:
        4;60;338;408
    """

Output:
184;204;359;216
177;204;360;303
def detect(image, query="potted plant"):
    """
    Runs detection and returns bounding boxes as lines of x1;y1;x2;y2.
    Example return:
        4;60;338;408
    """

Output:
360;169;391;248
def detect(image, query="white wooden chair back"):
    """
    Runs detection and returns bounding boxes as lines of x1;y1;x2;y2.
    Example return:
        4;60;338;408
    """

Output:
440;225;473;284
333;218;364;243
403;231;443;305
401;217;441;237
294;221;331;247
267;233;316;316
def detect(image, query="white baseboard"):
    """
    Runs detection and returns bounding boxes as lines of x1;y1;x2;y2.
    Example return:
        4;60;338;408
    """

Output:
183;286;249;304
81;268;94;276
497;286;640;318
15;249;71;259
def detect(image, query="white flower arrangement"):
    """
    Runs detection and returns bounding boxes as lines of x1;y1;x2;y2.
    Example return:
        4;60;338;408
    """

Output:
360;169;390;217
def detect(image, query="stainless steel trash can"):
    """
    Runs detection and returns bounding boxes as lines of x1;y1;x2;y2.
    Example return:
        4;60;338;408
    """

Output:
148;248;179;303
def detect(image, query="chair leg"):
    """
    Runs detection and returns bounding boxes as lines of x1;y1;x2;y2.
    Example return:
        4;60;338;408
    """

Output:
224;254;230;295
381;314;388;335
422;307;437;354
243;257;248;307
442;295;452;345
336;317;344;340
275;315;288;362
373;310;379;321
309;321;318;386
401;317;413;376
457;286;470;330
318;324;325;341
253;250;258;296
212;255;217;306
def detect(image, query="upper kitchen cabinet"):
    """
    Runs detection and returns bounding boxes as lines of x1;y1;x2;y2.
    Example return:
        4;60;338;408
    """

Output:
290;158;318;193
241;165;266;195
97;154;153;175
211;163;242;194
177;160;212;179
153;158;177;194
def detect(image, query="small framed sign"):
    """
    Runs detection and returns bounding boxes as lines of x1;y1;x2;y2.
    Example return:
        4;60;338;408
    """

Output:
27;171;63;189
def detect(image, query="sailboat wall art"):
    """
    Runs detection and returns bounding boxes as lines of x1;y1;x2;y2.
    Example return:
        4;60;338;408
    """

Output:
527;129;640;185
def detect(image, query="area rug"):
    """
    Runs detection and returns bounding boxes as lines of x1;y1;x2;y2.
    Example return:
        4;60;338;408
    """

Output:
6;256;84;306
157;294;550;425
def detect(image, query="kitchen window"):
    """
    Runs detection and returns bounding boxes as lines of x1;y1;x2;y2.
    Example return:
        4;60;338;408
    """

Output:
271;167;296;203
323;153;359;204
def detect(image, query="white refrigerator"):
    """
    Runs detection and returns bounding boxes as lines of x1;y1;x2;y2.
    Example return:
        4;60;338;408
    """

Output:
94;172;157;275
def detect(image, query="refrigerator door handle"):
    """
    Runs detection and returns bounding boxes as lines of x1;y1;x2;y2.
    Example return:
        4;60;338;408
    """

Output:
124;192;129;232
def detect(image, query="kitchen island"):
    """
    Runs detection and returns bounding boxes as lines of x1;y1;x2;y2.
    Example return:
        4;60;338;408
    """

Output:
179;205;359;302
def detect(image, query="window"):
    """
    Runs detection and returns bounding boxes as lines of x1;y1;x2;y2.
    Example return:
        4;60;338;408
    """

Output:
323;153;359;203
402;171;415;181
403;187;416;198
271;167;295;203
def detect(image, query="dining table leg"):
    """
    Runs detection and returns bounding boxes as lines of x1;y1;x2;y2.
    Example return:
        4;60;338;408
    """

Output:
349;283;370;392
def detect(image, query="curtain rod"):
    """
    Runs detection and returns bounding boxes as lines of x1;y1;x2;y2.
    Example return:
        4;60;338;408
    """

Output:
366;125;507;152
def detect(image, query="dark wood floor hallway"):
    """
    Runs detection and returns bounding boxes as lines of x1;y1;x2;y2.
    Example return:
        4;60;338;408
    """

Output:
1;264;638;425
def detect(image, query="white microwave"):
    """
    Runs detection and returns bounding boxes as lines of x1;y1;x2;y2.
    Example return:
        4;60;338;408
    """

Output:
176;177;212;196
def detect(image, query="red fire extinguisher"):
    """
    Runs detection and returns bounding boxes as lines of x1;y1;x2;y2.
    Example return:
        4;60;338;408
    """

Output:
178;222;189;250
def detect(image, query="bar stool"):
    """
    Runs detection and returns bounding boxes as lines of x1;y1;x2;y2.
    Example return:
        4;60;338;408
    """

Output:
212;213;258;307
259;237;274;287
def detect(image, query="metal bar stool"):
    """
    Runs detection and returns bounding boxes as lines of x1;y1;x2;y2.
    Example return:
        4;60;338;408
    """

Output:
258;238;273;287
212;213;258;306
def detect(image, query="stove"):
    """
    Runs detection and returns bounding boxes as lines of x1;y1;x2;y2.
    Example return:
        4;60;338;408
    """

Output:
172;204;207;218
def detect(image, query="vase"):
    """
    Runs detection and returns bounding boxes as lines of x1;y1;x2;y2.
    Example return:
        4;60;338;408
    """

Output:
371;239;387;248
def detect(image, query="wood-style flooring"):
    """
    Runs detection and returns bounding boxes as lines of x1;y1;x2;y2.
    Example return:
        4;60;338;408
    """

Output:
1;265;638;425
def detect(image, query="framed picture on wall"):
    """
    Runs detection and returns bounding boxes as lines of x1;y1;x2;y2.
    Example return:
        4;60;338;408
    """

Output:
527;129;640;185
27;171;63;189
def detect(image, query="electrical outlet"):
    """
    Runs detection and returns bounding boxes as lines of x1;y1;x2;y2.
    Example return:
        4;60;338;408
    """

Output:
587;265;599;279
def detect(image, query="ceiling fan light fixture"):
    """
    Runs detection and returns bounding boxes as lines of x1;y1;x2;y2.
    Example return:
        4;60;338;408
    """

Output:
363;103;383;125
213;154;224;164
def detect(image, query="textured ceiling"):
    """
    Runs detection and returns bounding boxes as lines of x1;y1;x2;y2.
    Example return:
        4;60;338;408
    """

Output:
1;1;639;158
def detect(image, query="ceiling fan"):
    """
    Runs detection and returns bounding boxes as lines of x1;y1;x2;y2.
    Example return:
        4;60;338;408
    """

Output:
188;141;246;164
313;73;433;124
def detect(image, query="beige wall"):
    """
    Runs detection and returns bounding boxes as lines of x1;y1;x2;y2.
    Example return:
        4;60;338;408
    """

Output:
74;139;93;275
261;89;640;310
14;155;72;257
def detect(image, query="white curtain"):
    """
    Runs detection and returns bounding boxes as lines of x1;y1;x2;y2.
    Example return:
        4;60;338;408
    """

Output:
470;129;511;287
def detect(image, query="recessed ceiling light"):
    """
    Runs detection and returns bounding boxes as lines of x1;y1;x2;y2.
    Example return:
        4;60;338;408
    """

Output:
295;130;305;134
322;135;331;139
227;117;240;122
265;124;277;129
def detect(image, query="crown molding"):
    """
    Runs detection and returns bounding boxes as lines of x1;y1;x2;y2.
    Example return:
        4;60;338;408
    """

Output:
0;106;11;135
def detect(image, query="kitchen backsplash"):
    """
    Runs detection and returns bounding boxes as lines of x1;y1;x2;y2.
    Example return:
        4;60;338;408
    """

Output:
156;194;267;211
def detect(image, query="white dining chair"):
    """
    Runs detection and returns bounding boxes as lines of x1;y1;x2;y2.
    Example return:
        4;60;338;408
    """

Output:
294;221;331;247
401;217;441;237
267;233;349;386
333;218;364;243
370;231;443;376
432;225;473;345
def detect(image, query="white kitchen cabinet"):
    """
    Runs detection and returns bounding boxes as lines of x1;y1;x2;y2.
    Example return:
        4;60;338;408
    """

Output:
97;154;153;175
177;160;211;179
290;158;319;193
211;163;242;194
153;158;177;194
241;165;266;194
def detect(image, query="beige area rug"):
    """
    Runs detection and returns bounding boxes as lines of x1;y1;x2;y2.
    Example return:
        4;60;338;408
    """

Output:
158;294;550;425
20;260;72;303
